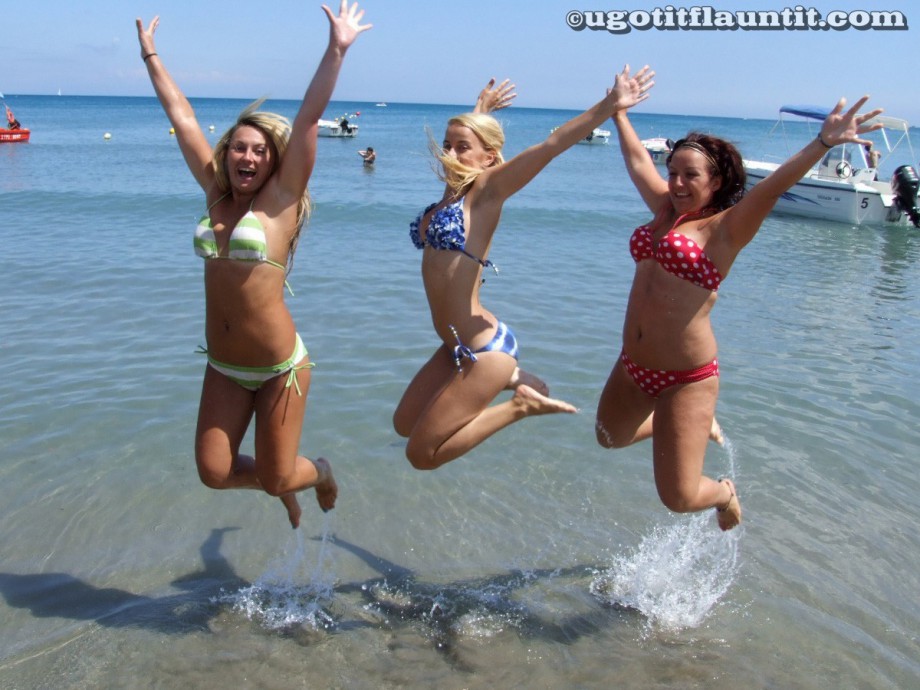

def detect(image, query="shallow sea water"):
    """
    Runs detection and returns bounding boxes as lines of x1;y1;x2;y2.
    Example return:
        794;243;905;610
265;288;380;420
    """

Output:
1;96;919;688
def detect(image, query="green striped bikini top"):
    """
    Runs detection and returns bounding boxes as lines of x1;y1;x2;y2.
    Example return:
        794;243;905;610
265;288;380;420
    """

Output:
194;195;286;271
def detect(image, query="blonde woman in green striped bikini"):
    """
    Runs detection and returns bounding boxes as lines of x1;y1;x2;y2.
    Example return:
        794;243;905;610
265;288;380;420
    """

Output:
136;2;370;527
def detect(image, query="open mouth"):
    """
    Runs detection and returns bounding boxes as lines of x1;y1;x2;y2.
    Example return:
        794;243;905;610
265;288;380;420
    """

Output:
238;168;257;180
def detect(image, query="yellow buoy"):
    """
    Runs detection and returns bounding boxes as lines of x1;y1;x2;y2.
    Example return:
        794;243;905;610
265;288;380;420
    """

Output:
169;127;175;135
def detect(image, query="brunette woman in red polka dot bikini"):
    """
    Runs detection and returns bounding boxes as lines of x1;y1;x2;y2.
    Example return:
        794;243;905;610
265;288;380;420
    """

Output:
595;67;882;531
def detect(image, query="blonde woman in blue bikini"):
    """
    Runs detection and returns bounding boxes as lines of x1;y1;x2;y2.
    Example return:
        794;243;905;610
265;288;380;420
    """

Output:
393;67;654;470
136;2;370;527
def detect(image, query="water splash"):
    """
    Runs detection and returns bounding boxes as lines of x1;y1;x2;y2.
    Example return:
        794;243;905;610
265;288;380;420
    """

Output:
214;513;338;631
591;433;742;634
591;513;740;633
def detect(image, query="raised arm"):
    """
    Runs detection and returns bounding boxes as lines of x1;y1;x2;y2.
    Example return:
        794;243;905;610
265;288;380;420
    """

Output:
610;69;669;213
481;64;653;202
722;96;883;249
275;1;371;202
136;16;214;191
474;78;517;114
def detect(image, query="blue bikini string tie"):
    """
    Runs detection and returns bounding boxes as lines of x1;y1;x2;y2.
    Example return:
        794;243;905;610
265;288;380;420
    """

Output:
449;325;477;372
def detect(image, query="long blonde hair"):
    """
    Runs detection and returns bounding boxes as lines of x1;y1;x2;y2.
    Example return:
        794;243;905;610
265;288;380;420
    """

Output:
429;112;505;195
212;99;311;269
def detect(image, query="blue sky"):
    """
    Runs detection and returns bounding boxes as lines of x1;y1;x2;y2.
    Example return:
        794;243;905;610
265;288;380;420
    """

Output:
2;1;916;122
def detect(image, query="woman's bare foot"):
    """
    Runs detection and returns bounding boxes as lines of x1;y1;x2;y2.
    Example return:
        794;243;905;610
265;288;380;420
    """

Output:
280;494;303;529
506;367;549;396
716;478;741;531
512;384;578;416
710;417;724;446
311;457;338;513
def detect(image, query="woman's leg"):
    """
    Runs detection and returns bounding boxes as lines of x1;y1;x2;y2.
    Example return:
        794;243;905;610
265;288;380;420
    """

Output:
195;365;260;490
252;364;338;527
196;362;336;528
393;345;457;438
405;351;576;470
650;377;741;528
595;358;656;448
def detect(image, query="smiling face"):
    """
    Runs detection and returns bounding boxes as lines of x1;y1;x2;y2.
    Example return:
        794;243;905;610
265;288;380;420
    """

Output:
224;125;275;192
442;123;496;170
667;147;722;214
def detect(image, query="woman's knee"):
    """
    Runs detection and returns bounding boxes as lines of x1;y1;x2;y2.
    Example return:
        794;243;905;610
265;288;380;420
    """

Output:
392;409;412;439
594;417;632;449
404;438;440;471
656;485;697;514
196;462;229;490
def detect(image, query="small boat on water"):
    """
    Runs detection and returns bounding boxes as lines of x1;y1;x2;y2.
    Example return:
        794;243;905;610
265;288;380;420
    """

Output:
0;128;30;143
2;102;29;143
641;136;673;166
579;127;610;145
319;114;359;138
744;105;920;227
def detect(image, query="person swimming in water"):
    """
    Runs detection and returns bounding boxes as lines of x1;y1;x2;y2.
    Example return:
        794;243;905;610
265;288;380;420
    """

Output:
595;66;883;530
136;2;371;527
393;65;653;470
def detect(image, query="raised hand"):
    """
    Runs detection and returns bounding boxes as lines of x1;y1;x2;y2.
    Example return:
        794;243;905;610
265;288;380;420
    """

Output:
135;16;160;58
475;78;517;114
608;64;655;114
819;96;884;147
321;0;372;51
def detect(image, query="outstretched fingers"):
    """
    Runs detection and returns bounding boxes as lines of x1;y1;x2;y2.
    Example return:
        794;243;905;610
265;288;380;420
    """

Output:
476;77;518;113
490;79;517;109
135;15;159;34
611;63;655;110
824;95;884;146
322;1;373;41
631;64;655;83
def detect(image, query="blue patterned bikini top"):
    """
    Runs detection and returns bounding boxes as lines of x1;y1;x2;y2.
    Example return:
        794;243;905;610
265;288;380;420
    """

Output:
410;197;497;273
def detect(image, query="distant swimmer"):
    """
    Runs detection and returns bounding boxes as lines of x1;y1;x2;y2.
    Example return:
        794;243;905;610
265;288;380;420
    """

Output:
358;146;375;165
595;66;883;531
136;2;371;527
393;68;652;470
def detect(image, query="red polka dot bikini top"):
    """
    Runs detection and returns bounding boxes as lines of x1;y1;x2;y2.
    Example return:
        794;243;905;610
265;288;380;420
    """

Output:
629;212;723;291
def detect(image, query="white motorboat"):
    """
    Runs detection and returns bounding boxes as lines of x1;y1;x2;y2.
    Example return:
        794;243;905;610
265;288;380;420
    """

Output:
580;127;610;145
641;136;673;166
743;105;920;227
318;117;358;138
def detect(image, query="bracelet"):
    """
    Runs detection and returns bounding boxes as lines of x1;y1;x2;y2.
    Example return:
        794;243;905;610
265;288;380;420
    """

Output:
143;52;158;62
817;133;833;149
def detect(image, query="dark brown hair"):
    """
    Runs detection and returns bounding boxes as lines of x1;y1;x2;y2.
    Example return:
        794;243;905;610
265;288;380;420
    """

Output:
667;133;746;210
